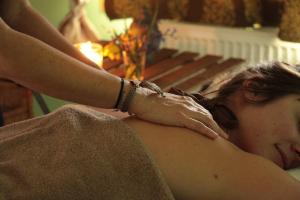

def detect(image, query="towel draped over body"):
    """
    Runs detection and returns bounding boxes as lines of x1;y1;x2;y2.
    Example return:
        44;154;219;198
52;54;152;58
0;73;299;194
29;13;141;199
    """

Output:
0;105;174;200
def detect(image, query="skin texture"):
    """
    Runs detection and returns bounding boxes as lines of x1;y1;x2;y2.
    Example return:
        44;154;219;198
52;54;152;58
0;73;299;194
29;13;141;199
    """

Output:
0;0;228;138
0;0;99;68
123;92;300;199
226;92;300;170
0;1;299;199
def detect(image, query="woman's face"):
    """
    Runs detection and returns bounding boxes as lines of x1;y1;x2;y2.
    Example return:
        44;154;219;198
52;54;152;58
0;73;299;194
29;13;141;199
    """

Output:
229;94;300;170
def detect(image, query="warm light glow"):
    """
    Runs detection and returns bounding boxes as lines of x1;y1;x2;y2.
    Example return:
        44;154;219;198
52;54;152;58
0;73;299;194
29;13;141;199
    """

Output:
74;41;103;67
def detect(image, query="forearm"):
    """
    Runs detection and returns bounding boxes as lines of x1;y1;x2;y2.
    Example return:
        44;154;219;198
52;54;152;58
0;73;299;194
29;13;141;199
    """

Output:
0;23;119;108
0;0;98;68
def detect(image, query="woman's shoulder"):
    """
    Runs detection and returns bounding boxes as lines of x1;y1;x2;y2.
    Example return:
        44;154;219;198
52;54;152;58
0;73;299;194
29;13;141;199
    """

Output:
123;116;241;154
123;117;300;200
123;116;244;197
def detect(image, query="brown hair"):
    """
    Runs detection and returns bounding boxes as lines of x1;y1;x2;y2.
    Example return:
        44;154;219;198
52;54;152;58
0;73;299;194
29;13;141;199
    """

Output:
170;62;300;130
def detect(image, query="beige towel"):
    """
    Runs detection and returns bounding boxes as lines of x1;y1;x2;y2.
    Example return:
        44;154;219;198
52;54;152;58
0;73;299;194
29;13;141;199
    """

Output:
0;105;174;200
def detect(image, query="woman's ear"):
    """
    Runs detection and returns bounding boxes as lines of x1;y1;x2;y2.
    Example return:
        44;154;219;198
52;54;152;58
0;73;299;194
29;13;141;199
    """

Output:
242;80;268;102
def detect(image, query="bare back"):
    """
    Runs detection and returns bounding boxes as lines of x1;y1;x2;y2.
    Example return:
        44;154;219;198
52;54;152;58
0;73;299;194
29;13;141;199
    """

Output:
123;116;300;200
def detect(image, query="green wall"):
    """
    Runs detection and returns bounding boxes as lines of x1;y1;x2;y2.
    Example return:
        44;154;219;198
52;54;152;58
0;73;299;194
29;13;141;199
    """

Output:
29;0;130;38
28;0;131;115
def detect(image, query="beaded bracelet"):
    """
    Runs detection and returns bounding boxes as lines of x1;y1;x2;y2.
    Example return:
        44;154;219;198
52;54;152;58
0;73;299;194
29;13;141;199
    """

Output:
139;81;165;97
120;81;138;112
114;78;124;109
116;79;165;113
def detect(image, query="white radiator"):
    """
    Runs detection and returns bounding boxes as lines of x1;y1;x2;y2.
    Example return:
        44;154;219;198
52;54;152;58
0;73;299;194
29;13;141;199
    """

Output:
159;20;300;66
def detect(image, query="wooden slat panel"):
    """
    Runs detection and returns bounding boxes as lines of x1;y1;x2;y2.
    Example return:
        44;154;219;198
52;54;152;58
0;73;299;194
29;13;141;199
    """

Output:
110;51;197;78
104;48;177;70
105;48;178;75
153;55;222;90
144;52;198;80
174;58;244;92
148;48;178;65
103;59;123;70
109;66;124;77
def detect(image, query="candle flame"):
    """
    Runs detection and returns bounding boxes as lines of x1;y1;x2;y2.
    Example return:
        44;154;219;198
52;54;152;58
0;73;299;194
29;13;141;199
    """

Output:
75;41;103;67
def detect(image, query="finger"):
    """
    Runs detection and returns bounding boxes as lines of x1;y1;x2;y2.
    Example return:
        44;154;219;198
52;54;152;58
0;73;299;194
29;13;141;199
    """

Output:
181;114;219;140
205;117;229;139
193;108;229;139
178;96;229;139
291;144;300;156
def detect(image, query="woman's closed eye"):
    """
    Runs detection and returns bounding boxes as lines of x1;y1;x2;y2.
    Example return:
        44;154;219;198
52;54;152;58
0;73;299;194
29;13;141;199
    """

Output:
289;144;300;169
292;144;300;157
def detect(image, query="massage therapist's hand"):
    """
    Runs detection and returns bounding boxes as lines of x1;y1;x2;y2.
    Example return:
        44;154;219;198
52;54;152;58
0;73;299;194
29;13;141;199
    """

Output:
129;87;228;140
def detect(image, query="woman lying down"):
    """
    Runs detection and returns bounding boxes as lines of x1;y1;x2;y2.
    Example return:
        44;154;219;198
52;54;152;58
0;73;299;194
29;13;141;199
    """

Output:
1;62;299;200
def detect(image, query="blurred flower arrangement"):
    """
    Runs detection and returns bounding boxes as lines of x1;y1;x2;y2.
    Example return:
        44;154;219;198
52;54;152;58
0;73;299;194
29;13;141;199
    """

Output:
113;19;149;80
102;5;176;80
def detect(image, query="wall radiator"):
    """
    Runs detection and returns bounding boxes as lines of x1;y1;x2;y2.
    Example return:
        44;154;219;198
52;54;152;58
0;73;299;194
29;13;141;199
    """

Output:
159;20;300;66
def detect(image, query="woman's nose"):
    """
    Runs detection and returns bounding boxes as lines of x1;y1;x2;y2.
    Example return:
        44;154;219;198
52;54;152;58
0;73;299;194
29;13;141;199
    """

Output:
291;144;300;158
289;144;300;169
